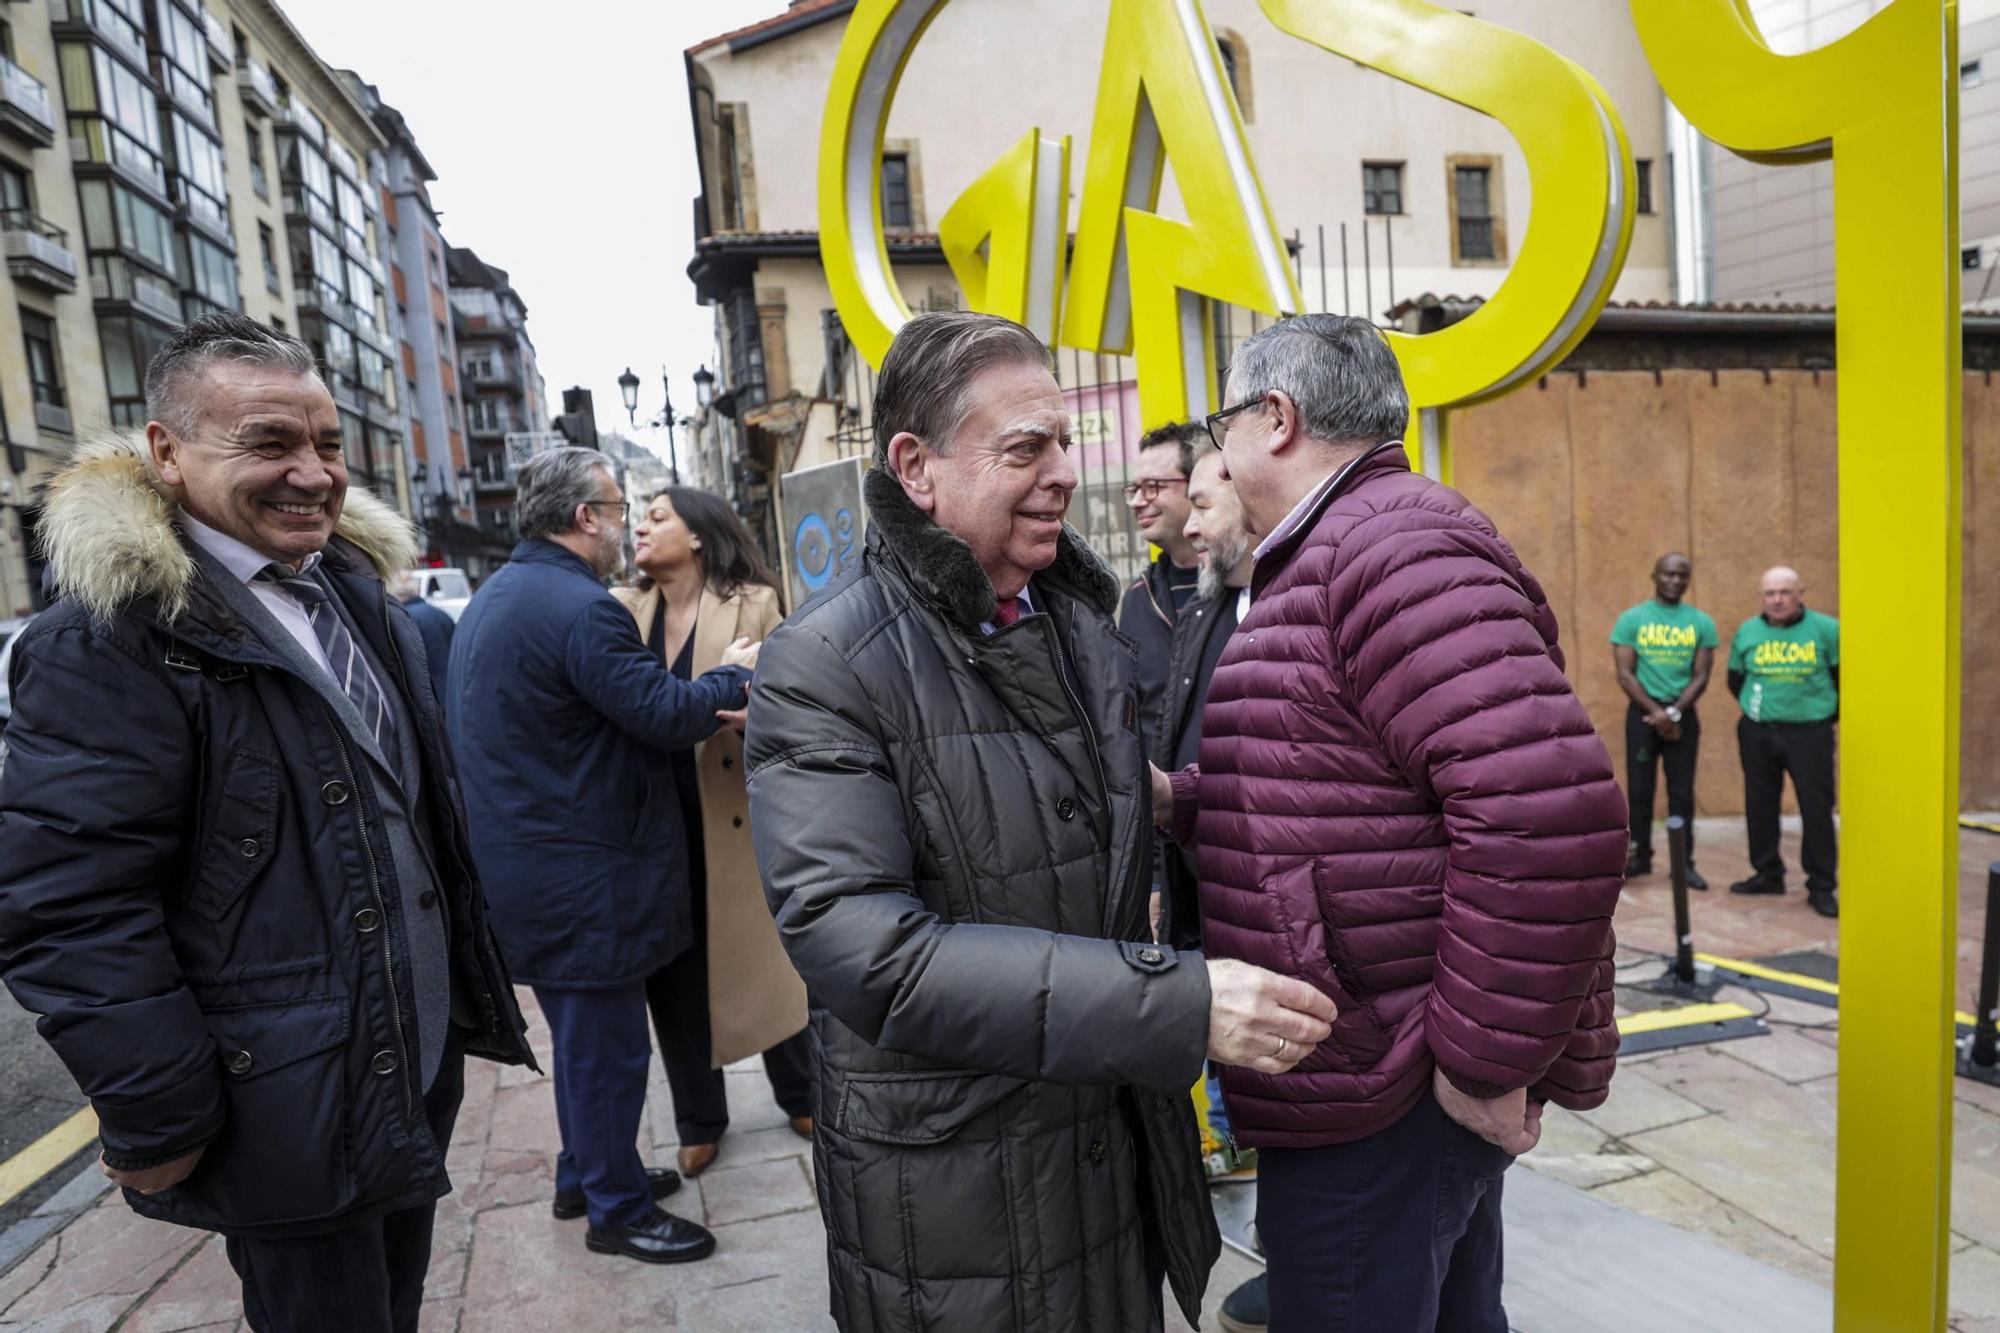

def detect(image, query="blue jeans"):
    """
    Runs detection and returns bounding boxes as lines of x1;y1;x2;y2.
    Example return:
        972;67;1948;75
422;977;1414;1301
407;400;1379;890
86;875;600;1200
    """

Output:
1256;1093;1510;1332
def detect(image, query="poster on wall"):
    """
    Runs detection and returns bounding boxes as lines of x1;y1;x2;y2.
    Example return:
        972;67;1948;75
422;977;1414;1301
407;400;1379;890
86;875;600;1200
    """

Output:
776;457;867;614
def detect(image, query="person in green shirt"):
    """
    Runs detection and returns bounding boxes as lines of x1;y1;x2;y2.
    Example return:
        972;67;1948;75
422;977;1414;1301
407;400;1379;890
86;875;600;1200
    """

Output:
1726;565;1839;918
1611;553;1718;886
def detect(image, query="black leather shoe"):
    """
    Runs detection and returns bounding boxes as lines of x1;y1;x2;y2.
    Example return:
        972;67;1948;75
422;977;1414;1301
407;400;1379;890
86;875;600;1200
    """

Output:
1729;877;1785;896
1623;855;1653;879
1217;1273;1268;1333
585;1205;716;1264
1686;866;1710;891
1808;889;1840;918
552;1168;682;1221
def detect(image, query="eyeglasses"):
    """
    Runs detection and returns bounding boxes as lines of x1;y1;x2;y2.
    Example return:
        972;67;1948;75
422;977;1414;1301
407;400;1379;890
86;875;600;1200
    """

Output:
1204;396;1269;450
582;500;630;522
1122;478;1188;503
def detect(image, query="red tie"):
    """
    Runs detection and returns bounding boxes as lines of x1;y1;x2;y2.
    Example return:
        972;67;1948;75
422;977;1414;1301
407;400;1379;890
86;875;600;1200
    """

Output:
991;597;1025;628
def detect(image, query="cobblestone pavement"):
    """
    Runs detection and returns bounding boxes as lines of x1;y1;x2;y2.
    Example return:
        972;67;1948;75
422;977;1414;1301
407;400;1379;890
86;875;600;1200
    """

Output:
1;817;1996;1330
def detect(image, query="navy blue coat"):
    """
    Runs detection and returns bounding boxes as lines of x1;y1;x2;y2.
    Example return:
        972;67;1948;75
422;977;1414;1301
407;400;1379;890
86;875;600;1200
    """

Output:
399;594;455;712
447;540;750;988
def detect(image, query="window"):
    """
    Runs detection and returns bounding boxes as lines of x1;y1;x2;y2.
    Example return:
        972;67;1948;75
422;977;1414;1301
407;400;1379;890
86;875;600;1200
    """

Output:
100;315;174;425
881;153;912;229
247;123;268;199
0;160;30;214
725;285;767;408
1635;158;1655;215
61;45;167;191
157;2;212;118
1452;162;1498;262
444;392;459;429
468;397;507;432
170;114;229;234
78;178;178;274
1965;246;1983;271
258;221;280;292
1217;37;1239;101
1362;162;1403;215
21;311;64;409
714;105;743;230
1964;59;1984;89
180;230;237;314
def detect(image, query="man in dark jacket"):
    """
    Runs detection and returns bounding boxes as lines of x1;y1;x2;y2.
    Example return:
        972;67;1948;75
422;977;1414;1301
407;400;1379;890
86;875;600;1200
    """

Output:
746;311;1333;1333
1119;419;1204;760
1156;315;1627;1331
0;314;532;1333
448;446;755;1266
390;570;456;712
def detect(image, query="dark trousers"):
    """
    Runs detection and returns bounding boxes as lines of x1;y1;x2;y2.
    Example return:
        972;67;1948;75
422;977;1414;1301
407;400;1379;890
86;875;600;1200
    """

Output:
1738;717;1838;894
225;1032;465;1333
1624;703;1702;865
1257;1093;1510;1333
534;983;655;1229
646;897;812;1146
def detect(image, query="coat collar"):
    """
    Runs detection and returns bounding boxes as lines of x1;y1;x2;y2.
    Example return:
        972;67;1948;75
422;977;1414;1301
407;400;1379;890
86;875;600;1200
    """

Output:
37;433;417;624
861;466;1121;633
1251;441;1410;592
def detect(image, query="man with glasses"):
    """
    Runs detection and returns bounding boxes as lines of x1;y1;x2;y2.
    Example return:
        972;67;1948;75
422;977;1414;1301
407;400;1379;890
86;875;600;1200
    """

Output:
1119;422;1205;940
450;447;759;1266
1154;315;1626;1330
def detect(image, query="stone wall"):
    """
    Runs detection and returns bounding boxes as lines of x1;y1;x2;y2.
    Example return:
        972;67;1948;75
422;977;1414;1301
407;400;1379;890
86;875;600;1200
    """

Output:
1450;367;1999;814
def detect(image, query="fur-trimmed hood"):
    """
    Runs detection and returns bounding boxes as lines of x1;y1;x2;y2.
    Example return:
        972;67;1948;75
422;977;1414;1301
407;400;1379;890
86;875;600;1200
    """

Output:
861;466;1121;630
37;434;418;622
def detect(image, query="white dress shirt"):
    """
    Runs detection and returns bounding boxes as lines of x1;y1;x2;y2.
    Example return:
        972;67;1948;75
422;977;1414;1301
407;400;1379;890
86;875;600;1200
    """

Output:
179;510;334;677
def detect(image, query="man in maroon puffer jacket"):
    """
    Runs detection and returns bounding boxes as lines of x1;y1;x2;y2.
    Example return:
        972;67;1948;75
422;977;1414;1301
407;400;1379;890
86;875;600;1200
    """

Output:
1153;314;1627;1332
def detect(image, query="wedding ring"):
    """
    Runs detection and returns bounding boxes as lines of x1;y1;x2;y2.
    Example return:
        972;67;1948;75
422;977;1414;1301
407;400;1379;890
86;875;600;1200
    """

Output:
1274;1035;1289;1059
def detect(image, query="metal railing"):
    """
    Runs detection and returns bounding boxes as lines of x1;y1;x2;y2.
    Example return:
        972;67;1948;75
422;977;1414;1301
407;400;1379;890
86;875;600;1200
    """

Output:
1;208;79;288
0;53;57;140
236;56;277;114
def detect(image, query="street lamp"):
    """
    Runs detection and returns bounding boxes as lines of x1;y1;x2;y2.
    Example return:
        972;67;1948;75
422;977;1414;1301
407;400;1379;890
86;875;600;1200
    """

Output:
617;366;641;426
693;364;715;410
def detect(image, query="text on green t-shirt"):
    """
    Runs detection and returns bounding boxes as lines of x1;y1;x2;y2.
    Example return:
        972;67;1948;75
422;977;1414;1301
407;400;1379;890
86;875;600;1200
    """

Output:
1610;600;1719;703
1728;609;1840;723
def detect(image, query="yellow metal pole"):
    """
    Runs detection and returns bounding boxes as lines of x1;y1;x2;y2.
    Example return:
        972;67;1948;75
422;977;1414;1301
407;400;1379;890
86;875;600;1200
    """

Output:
1632;3;1961;1327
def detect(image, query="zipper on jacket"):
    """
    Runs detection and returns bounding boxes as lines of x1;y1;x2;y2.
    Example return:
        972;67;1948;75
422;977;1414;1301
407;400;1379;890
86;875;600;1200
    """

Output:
324;705;417;1121
1048;619;1111;814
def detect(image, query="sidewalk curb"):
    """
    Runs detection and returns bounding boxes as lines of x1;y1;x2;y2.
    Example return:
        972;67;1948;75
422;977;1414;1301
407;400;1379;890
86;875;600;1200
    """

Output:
0;1159;112;1281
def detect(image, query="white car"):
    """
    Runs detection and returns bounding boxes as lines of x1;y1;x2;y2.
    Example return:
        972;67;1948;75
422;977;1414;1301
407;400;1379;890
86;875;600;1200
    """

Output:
411;568;472;622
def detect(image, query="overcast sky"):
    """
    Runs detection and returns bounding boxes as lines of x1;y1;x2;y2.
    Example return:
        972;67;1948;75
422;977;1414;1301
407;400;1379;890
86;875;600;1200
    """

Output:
277;0;780;458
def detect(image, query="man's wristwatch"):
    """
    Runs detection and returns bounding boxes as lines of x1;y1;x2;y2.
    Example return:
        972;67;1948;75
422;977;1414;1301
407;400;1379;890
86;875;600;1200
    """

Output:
1664;706;1683;723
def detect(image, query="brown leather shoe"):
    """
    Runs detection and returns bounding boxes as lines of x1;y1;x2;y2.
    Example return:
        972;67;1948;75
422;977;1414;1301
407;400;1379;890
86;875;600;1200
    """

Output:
789;1115;814;1141
677;1143;719;1177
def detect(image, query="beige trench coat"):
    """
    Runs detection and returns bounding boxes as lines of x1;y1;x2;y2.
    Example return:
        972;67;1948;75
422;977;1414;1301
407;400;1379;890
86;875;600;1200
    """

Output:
613;580;808;1066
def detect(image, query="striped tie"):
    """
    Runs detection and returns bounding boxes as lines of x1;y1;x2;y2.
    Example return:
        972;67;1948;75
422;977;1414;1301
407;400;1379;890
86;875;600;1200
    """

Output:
255;563;399;760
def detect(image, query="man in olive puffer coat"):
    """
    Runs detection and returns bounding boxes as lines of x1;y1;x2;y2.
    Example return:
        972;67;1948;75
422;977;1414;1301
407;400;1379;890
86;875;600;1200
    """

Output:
746;312;1334;1332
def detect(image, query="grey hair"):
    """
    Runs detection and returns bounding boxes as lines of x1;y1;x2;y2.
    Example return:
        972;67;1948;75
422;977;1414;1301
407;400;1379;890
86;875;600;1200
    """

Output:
516;446;615;540
145;311;321;438
1227;314;1409;446
871;311;1052;469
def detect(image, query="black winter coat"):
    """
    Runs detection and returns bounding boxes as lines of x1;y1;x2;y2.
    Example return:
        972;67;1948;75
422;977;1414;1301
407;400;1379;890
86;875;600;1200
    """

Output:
0;439;532;1239
746;470;1220;1332
448;540;750;988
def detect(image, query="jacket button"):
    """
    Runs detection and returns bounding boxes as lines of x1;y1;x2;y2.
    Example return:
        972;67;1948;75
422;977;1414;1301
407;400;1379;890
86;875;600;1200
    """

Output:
371;1050;399;1076
1138;947;1164;966
321;780;349;806
721;756;733;769
733;815;744;828
419;890;438;910
1088;1141;1107;1165
1056;797;1077;821
225;1049;254;1076
353;907;381;933
238;838;260;858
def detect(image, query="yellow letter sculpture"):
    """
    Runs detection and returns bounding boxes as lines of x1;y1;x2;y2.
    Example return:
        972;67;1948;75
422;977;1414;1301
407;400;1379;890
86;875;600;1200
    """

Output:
1060;0;1301;427
1633;2;1962;1328
1260;0;1634;478
938;130;1073;346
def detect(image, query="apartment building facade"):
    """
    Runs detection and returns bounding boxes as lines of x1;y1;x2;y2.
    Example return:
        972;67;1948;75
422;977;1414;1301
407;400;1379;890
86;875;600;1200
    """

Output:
448;243;547;570
682;0;1676;573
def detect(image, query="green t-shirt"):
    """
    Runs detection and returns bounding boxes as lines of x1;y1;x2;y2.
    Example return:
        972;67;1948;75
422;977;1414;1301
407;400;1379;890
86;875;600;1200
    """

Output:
1610;600;1719;703
1729;609;1840;723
